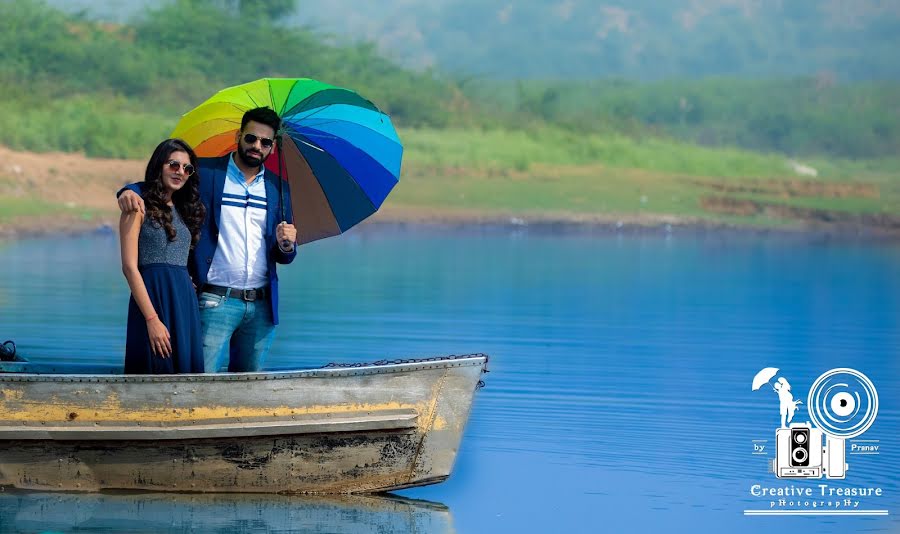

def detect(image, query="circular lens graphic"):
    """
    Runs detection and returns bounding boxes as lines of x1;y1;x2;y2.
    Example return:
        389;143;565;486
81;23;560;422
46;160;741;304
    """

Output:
830;391;856;417
807;368;878;439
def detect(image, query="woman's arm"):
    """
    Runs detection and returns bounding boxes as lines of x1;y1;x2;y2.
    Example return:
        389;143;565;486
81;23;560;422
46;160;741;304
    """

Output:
119;211;171;358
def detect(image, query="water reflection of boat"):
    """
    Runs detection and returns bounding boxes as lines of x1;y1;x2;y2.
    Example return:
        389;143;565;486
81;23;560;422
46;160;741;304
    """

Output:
0;354;487;493
0;490;454;533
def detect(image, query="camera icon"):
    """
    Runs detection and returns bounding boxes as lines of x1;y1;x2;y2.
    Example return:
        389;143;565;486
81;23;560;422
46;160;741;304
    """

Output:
774;424;840;478
772;368;878;479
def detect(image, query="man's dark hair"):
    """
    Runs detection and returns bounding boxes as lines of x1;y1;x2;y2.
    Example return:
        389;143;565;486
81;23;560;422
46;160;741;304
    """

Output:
241;107;281;133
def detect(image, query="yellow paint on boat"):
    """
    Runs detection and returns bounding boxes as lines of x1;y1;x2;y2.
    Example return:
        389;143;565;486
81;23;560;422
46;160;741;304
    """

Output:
0;389;427;426
432;416;447;430
0;389;24;401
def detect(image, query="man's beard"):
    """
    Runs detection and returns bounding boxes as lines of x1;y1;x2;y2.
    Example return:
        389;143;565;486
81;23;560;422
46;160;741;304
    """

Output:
237;144;264;168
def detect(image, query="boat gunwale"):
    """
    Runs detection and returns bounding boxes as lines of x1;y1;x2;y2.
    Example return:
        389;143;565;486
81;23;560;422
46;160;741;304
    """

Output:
0;355;488;383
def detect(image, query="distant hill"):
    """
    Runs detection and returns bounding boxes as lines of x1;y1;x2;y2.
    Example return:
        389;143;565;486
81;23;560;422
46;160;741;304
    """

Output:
48;0;900;80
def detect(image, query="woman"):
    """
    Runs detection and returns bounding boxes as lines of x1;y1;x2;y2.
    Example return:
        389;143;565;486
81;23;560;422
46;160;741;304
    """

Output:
120;139;206;373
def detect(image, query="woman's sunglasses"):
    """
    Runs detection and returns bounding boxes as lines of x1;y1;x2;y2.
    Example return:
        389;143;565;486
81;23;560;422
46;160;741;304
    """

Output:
243;133;275;148
166;160;195;176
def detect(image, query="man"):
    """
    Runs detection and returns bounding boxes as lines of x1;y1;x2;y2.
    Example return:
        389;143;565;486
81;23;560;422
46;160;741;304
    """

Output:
118;107;297;372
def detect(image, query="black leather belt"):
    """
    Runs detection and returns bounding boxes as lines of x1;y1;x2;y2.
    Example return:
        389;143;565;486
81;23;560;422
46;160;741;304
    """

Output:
200;284;268;302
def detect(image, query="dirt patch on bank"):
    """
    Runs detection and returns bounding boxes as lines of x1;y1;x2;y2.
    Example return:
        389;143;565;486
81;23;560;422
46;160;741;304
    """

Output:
693;176;898;235
700;195;900;233
0;145;143;210
0;146;145;236
689;178;879;199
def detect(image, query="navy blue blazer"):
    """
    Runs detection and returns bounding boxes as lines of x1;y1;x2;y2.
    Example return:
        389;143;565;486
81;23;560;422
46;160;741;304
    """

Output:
121;154;297;324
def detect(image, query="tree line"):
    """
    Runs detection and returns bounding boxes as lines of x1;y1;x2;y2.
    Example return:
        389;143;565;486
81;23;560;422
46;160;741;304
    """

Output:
1;0;897;160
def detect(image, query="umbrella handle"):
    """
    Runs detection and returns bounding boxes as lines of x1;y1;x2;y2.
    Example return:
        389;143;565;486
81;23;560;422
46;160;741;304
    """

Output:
277;221;294;252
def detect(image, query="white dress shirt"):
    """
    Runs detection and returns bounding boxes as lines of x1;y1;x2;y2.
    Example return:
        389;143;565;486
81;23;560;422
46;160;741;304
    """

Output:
207;155;269;289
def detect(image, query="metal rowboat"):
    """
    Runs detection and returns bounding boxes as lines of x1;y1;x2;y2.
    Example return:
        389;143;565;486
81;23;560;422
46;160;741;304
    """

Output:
0;354;488;494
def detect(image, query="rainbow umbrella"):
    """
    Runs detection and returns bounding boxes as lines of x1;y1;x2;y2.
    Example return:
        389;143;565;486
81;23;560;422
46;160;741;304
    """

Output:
171;78;402;244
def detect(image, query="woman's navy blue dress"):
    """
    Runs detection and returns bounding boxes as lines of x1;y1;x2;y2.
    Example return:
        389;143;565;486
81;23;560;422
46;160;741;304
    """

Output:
124;208;204;374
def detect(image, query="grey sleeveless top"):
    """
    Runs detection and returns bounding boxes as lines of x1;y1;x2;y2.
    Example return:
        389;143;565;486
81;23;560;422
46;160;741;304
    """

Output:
137;207;191;267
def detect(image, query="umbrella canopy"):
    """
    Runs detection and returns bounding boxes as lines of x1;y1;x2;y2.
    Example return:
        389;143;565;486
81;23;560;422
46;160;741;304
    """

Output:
751;367;779;391
171;78;402;244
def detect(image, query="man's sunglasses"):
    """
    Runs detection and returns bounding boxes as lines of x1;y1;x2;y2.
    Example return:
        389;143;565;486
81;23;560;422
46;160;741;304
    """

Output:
243;133;275;148
166;160;195;176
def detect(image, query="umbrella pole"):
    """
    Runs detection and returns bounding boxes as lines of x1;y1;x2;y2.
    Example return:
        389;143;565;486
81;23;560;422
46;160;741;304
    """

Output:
277;136;285;222
276;135;291;250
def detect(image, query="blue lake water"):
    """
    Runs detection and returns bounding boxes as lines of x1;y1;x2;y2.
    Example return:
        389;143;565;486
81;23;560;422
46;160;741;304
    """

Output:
1;226;898;533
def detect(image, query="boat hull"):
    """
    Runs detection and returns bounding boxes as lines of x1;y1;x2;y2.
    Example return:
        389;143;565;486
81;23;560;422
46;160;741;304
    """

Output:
0;355;486;493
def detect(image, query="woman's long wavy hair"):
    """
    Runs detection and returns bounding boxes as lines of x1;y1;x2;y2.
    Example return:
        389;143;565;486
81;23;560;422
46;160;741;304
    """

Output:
143;139;206;247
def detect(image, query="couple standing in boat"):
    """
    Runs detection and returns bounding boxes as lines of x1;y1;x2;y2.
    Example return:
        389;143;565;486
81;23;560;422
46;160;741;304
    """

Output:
117;107;297;374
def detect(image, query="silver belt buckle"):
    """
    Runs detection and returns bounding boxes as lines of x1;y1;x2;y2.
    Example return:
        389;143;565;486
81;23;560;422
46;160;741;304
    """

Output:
243;289;257;301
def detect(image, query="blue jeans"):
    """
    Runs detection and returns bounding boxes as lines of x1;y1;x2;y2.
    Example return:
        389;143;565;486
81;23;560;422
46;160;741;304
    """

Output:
198;291;275;373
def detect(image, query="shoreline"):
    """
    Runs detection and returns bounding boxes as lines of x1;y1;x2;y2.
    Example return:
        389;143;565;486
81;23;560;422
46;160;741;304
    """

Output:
2;209;898;243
